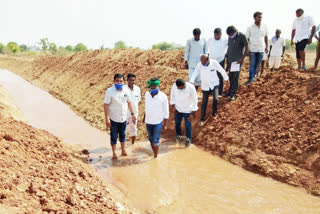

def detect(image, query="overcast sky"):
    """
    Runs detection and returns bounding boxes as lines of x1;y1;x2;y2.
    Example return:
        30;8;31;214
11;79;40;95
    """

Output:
0;0;319;49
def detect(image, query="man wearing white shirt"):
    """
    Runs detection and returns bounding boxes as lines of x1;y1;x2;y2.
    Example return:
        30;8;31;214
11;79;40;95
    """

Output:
184;28;208;90
246;11;268;85
170;79;198;147
268;29;286;71
124;73;141;145
143;77;169;158
208;28;228;96
190;54;229;126
291;8;316;71
104;74;136;160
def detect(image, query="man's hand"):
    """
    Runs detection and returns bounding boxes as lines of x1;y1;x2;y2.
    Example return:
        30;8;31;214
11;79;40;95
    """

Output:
131;115;137;124
184;61;188;69
225;80;230;91
163;120;168;130
265;48;268;53
188;113;195;122
105;117;111;129
291;40;294;48
237;58;244;64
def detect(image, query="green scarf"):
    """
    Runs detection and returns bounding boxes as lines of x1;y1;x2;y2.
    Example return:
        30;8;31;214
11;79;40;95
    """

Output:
147;80;160;88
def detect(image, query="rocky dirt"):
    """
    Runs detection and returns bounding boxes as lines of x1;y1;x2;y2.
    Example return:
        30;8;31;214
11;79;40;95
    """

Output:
0;49;319;196
0;86;138;213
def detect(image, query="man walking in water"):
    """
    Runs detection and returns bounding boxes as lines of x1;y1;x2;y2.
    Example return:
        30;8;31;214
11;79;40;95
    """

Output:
144;77;169;158
124;73;141;145
185;28;208;90
104;73;136;160
291;8;316;71
208;28;228;96
190;54;229;126
246;11;269;85
170;79;198;147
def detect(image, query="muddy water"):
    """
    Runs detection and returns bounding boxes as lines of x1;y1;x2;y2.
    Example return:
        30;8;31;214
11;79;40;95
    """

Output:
1;69;319;214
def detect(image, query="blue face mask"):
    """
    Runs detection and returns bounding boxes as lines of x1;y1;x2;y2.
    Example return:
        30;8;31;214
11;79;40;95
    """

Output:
114;83;123;90
150;88;159;95
204;61;209;66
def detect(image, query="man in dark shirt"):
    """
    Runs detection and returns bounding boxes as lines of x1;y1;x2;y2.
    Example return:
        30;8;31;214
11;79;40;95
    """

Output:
225;26;249;101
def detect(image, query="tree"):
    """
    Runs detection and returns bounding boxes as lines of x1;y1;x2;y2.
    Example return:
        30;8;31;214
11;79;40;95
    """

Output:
114;41;127;49
74;43;87;52
65;45;73;52
0;43;5;53
6;42;20;53
49;43;57;55
19;44;28;52
152;42;184;50
39;38;49;52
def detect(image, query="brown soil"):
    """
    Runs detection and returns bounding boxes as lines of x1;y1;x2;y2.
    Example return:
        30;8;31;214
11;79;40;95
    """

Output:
0;50;319;196
0;87;137;213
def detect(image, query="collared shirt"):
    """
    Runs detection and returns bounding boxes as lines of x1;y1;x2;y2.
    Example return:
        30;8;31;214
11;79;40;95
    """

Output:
208;37;228;62
145;91;169;125
124;84;141;115
104;85;131;123
190;59;229;91
184;38;208;68
292;15;315;42
227;32;248;63
270;37;285;57
246;24;268;52
170;82;198;114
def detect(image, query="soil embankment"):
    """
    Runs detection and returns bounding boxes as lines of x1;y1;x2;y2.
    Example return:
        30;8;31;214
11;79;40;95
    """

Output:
0;49;319;195
0;86;137;213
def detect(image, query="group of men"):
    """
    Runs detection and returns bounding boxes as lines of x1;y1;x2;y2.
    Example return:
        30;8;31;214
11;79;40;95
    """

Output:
104;9;318;160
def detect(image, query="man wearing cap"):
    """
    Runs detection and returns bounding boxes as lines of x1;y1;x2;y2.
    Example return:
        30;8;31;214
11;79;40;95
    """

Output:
170;79;198;147
291;8;316;71
208;28;228;96
104;73;137;160
185;28;208;90
143;77;169;158
190;54;229;126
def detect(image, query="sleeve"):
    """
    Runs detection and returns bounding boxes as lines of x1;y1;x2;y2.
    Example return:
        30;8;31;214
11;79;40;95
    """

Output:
265;25;269;36
292;20;296;30
190;64;200;83
204;39;208;54
137;87;141;102
104;90;111;104
189;84;198;111
309;16;315;27
184;40;190;61
242;34;249;46
282;38;286;47
246;27;251;40
163;94;169;119
215;61;229;81
170;83;176;105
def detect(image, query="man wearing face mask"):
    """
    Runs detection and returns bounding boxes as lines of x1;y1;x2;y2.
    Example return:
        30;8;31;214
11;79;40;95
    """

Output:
143;77;169;158
208;28;228;96
104;73;136;160
184;28;208;90
190;54;229;126
291;8;316;71
170;79;198;147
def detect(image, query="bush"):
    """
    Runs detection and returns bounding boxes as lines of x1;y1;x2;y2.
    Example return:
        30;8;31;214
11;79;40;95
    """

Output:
114;41;127;49
19;44;28;52
65;45;73;52
6;42;20;53
152;42;184;50
0;43;5;53
39;38;49;52
74;43;87;52
49;43;57;55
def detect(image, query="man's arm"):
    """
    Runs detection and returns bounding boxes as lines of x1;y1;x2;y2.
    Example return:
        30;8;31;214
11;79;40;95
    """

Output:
162;95;169;130
264;36;269;53
204;40;208;54
128;101;136;124
268;45;272;58
190;64;200;84
238;36;249;64
169;84;177;113
104;104;111;128
291;29;296;47
308;25;316;44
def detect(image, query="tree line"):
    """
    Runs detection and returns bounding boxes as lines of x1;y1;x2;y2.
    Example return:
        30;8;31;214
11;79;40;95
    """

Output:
0;39;317;55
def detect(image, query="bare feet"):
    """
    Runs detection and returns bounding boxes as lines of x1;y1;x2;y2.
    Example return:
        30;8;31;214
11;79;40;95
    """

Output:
121;151;128;156
112;155;118;161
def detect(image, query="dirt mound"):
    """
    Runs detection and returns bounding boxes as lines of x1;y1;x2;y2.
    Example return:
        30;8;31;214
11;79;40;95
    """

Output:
193;65;320;195
0;50;319;196
0;87;137;213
